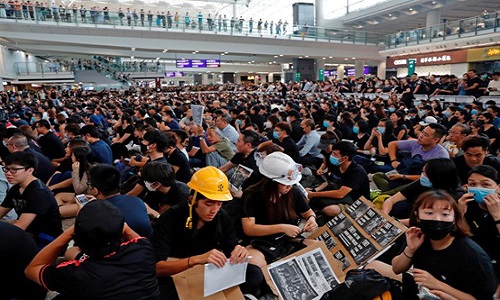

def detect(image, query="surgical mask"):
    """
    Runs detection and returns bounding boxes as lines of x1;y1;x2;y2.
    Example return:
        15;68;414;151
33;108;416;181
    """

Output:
377;126;386;135
388;107;395;113
458;105;465;110
329;155;342;166
416;219;454;240
467;187;496;203
145;181;158;192
420;174;432;188
236;119;242;126
418;110;426;117
272;130;279;139
2;140;7;148
353;126;359;134
334;102;338;108
443;110;451;118
470;109;478;115
323;120;329;128
286;117;291;123
264;121;272;129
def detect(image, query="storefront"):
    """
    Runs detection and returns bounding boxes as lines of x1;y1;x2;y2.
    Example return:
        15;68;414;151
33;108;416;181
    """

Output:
386;49;468;77
467;45;500;74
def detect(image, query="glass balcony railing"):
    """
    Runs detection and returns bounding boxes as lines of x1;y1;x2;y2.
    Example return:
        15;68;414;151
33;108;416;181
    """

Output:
14;61;75;75
0;6;384;45
386;12;499;48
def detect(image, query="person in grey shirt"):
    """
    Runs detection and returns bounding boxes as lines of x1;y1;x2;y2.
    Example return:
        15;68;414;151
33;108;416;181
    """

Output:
215;114;238;150
296;118;322;167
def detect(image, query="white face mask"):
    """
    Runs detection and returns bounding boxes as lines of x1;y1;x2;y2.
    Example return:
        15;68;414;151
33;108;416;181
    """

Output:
286;117;291;123
264;121;272;129
145;181;158;192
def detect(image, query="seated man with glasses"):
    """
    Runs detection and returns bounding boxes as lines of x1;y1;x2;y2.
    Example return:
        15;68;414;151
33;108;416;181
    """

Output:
0;151;62;248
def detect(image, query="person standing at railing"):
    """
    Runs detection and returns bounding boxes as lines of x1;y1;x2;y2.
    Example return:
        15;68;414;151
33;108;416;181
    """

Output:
207;13;213;31
184;12;190;28
269;20;273;35
197;11;202;30
139;8;144;27
166;10;172;28
217;14;221;31
79;5;85;23
155;11;160;27
283;20;288;34
222;14;227;31
238;16;244;33
487;72;500;96
276;19;282;35
257;18;262;33
248;17;253;33
230;16;235;32
147;10;153;27
133;8;138;26
126;8;132;26
161;11;166;28
117;7;124;25
173;11;179;28
0;0;7;18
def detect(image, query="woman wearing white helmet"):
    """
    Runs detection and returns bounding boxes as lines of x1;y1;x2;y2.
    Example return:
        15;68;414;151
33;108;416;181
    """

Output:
241;152;318;267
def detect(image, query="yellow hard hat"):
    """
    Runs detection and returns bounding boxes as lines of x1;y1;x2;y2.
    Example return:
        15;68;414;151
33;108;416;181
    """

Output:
187;166;232;201
185;166;232;229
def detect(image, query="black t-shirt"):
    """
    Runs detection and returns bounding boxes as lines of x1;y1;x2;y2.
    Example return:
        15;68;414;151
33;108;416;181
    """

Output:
0;222;47;300
41;238;160;300
152;202;238;260
230;150;262;190
329;161;370;200
1;179;62;239
116;124;135;145
26;148;56;184
401;180;464;204
452;155;500;184
275;137;300;163
353;133;369;151
166;148;191;183
242;185;310;238
143;181;189;212
466;77;482;98
404;237;496;300
38;131;66;159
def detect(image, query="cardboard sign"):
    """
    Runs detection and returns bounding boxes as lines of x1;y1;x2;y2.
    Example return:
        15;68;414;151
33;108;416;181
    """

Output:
172;264;245;300
308;197;407;271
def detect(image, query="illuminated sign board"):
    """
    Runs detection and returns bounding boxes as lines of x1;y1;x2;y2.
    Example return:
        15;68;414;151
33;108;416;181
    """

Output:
164;72;185;77
176;59;221;68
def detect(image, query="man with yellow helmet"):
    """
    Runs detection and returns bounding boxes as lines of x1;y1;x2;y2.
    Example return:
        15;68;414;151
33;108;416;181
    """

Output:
152;166;265;299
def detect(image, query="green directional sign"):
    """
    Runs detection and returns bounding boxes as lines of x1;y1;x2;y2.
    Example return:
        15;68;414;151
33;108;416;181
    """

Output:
296;72;301;82
319;68;324;81
407;58;416;76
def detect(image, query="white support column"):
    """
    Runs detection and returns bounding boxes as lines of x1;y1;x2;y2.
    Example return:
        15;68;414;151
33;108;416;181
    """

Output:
426;10;441;39
316;59;325;81
268;73;274;83
0;78;3;91
377;62;386;79
235;73;242;84
315;0;324;26
355;60;365;78
202;74;209;85
337;65;345;80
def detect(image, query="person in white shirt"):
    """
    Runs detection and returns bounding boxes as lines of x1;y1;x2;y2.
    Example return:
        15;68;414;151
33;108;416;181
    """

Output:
487;72;500;96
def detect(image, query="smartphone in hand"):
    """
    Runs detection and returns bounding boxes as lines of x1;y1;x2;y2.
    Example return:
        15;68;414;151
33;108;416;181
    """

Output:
75;194;90;206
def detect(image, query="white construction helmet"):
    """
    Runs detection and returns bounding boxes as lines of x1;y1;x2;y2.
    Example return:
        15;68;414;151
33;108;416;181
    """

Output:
259;152;302;186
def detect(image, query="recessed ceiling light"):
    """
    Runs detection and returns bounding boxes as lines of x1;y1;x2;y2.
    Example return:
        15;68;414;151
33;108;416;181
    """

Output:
322;57;326;60
224;51;229;54
279;54;284;57
274;55;278;58
221;53;225;56
409;8;413;11
131;56;135;59
305;55;309;58
329;56;333;58
344;58;348;60
131;47;135;51
163;49;168;52
388;14;392;17
352;57;356;59
299;56;303;59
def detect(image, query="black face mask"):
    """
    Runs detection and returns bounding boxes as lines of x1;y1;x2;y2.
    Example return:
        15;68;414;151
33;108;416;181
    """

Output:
417;219;454;240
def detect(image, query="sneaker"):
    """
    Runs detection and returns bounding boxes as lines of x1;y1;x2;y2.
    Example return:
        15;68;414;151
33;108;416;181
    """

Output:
244;294;259;300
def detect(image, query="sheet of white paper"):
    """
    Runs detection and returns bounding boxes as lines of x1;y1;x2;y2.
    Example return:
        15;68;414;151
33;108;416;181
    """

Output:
203;258;249;297
191;105;205;126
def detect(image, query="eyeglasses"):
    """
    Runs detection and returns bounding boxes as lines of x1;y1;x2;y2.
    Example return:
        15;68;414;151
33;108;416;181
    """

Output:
2;166;26;174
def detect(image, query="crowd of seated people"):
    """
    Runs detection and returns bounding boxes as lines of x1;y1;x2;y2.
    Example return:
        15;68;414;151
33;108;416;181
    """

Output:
0;74;499;299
